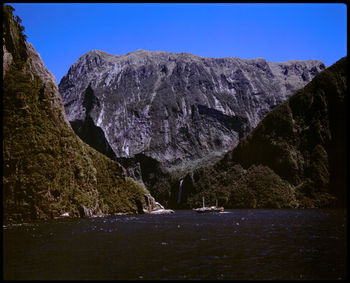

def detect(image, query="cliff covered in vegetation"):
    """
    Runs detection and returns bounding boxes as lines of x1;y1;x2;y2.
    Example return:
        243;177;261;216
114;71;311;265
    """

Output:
178;57;347;209
2;5;151;224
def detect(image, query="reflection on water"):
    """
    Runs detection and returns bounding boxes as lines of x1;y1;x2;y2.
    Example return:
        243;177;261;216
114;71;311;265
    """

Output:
3;209;346;280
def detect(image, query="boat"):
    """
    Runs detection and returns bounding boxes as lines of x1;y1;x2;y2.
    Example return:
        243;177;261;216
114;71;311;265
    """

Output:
193;197;224;213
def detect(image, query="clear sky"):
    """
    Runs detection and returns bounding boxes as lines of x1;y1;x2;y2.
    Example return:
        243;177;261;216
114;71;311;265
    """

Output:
7;3;347;83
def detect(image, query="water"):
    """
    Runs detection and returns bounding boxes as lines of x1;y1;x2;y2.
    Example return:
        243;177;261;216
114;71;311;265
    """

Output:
3;209;346;280
177;179;183;204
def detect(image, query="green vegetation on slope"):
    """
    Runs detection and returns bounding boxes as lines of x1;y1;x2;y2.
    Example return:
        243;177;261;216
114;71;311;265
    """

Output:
183;163;296;209
229;57;346;207
179;57;346;209
2;5;148;223
2;5;27;67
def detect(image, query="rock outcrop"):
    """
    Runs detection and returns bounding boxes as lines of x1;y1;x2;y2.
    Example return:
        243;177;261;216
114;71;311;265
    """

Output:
2;5;160;223
59;49;326;170
143;195;174;214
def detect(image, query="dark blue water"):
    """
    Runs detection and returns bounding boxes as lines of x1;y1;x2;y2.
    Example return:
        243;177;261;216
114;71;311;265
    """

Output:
3;209;346;280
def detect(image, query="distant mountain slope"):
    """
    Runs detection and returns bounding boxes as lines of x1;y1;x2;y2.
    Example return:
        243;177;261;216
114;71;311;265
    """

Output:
59;49;325;169
2;5;153;223
179;57;347;209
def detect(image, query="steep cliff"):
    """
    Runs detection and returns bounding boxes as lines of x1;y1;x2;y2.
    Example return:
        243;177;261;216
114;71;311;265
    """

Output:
181;57;347;209
59;49;325;170
2;5;153;224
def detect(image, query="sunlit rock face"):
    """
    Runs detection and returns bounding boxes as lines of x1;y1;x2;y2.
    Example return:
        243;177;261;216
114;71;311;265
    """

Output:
59;49;325;167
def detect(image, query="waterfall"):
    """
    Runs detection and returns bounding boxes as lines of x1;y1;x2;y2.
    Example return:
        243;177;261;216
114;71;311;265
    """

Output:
177;179;183;204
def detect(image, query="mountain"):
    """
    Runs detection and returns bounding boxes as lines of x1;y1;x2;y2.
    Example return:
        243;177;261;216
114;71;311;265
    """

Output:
179;57;347;209
59;49;326;206
2;5;157;224
59;49;325;169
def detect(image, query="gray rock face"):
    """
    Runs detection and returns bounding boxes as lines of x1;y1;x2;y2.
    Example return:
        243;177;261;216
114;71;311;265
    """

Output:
59;49;325;167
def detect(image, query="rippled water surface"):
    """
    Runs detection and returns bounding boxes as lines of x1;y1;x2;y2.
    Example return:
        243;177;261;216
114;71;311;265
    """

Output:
3;209;346;280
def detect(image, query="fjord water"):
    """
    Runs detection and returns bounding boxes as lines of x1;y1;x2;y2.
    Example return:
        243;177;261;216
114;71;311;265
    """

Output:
3;209;346;280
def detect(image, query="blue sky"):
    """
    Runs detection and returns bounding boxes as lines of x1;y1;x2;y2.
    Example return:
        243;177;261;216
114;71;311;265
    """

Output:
8;3;347;83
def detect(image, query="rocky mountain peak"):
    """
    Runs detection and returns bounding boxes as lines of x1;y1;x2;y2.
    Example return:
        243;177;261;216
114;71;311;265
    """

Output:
59;49;325;170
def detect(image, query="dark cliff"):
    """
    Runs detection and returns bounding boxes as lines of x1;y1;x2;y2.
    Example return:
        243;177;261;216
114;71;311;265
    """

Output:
2;5;152;223
181;57;347;209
